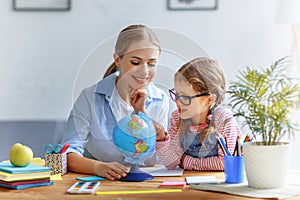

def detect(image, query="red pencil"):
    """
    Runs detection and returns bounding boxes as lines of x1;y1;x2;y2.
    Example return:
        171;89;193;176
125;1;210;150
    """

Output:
60;143;70;153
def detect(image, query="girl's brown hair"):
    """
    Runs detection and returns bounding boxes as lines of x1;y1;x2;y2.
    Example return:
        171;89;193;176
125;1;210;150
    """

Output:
176;57;226;143
103;24;161;79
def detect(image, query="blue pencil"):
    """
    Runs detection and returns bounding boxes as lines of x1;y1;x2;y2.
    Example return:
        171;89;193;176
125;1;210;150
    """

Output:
216;137;227;156
216;136;231;156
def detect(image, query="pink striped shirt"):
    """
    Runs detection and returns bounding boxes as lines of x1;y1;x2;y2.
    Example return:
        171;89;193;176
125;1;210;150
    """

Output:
156;107;242;171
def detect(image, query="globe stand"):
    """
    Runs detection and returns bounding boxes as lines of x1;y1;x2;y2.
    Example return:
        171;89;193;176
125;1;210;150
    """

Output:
119;163;153;182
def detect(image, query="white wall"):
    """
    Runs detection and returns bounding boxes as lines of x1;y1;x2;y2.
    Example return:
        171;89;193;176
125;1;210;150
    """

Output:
0;0;294;120
0;0;299;168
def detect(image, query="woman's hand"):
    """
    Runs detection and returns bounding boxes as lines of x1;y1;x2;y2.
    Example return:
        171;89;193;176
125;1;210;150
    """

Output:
95;162;129;181
130;89;147;114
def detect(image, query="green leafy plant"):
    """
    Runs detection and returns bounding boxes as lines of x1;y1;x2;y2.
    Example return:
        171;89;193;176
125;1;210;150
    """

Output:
227;57;300;145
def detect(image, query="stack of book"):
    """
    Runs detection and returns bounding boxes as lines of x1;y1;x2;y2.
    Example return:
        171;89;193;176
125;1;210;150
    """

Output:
0;162;53;190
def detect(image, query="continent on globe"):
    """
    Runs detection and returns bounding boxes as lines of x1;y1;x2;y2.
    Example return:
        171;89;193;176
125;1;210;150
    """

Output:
128;115;145;135
134;139;149;154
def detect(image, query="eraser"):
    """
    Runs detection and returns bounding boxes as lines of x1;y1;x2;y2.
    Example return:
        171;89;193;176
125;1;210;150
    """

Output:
159;181;186;187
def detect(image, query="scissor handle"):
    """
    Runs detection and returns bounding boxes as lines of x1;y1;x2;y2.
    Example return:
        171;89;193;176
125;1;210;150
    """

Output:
44;144;63;154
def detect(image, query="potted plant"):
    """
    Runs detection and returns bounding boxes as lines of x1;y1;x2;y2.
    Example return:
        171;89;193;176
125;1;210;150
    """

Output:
227;57;300;189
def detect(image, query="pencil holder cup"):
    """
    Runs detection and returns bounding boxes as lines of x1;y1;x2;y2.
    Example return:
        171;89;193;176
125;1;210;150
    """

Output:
44;152;67;175
224;155;244;184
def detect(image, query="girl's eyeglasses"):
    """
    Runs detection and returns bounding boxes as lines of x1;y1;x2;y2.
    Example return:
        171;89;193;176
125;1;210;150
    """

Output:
169;88;210;106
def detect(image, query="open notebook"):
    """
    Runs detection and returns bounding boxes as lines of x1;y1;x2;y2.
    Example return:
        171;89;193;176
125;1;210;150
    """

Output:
138;165;184;177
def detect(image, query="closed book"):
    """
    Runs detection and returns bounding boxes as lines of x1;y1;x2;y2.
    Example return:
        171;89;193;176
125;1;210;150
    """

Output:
0;171;51;182
0;180;53;190
0;163;51;174
0;178;50;186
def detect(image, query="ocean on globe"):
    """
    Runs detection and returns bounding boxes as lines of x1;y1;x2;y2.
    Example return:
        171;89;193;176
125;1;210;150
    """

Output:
113;112;156;164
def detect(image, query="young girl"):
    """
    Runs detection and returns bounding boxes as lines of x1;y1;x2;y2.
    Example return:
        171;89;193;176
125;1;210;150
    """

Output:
61;24;169;180
154;57;242;171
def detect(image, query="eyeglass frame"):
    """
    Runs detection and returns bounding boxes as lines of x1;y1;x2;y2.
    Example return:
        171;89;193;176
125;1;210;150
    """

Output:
168;88;210;106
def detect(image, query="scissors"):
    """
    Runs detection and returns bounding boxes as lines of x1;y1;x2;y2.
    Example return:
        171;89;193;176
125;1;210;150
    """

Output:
44;144;63;154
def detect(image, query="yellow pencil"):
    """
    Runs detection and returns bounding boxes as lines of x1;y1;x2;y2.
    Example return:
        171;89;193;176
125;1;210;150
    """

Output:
95;189;182;195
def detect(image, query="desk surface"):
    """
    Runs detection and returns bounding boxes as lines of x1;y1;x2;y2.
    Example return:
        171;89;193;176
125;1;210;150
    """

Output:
0;170;299;200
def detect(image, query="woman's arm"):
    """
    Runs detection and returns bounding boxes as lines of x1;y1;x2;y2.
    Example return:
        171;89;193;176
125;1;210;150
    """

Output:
62;89;129;180
67;153;128;180
61;89;93;156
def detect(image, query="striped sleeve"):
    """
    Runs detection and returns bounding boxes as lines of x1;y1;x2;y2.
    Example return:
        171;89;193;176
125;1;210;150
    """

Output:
181;108;242;171
156;110;184;169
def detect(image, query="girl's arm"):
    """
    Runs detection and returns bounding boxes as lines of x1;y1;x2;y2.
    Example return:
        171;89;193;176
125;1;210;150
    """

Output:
180;109;241;171
156;110;184;169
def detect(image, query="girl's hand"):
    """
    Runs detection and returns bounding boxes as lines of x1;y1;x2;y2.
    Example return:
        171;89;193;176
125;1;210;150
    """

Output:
179;154;187;169
130;89;147;114
154;121;167;141
95;162;129;181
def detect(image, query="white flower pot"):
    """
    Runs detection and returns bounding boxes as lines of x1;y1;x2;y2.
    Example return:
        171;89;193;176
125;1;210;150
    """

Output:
243;142;291;189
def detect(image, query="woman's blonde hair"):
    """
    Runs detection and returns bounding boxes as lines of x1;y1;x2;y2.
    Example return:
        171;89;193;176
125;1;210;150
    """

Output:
176;57;226;143
103;24;161;79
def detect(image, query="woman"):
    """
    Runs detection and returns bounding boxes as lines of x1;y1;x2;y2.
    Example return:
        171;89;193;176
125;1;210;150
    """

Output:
61;25;169;180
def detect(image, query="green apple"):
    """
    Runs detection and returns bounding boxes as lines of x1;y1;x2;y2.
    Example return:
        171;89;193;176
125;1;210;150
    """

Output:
9;143;33;167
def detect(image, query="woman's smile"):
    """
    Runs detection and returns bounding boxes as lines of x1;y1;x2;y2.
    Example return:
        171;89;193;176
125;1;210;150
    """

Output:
132;75;150;84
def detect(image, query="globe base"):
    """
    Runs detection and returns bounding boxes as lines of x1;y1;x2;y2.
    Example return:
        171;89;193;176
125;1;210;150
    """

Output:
119;163;153;182
119;172;153;182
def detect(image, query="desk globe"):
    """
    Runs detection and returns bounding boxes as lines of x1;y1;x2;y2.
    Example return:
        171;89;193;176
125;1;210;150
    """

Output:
113;112;156;181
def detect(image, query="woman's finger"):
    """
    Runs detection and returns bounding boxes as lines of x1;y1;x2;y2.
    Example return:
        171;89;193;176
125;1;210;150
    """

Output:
107;169;121;180
105;170;115;180
129;87;137;97
115;163;129;174
112;168;127;177
130;93;137;105
111;163;129;176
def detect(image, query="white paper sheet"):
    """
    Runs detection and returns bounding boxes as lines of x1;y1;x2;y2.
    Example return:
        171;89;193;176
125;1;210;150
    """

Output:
139;165;184;177
190;173;300;199
185;176;217;184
